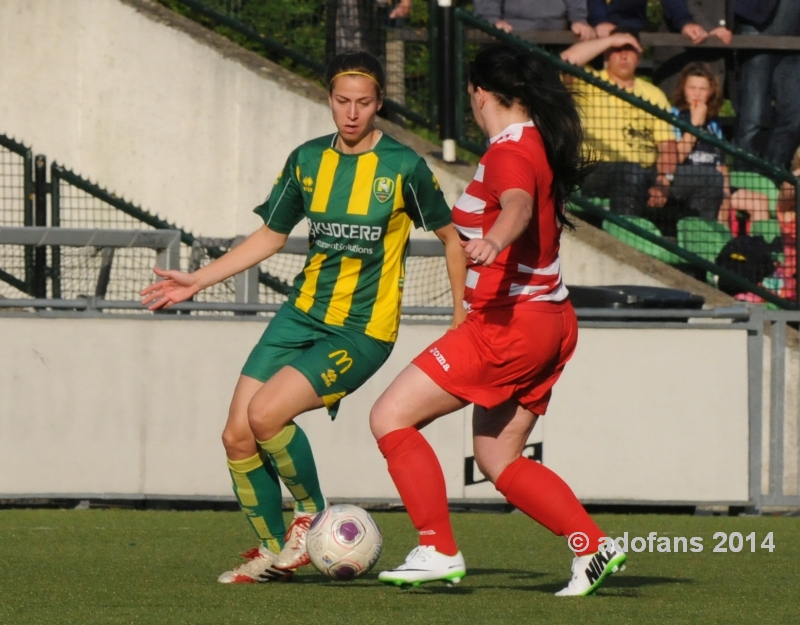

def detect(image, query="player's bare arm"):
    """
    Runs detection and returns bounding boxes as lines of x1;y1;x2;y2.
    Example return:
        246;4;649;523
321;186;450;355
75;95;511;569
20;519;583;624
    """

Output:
560;32;641;67
434;223;468;327
141;225;287;309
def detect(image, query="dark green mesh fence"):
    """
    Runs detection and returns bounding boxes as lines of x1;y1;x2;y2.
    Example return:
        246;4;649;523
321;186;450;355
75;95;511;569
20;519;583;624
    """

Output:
1;149;452;317
0;136;33;298
455;10;799;308
159;0;434;128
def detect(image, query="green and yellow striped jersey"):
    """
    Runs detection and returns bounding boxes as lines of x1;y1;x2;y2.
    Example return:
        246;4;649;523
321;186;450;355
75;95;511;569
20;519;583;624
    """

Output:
254;133;452;343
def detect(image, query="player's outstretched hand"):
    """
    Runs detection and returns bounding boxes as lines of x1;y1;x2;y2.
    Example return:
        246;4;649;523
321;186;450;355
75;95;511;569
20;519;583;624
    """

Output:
140;268;200;310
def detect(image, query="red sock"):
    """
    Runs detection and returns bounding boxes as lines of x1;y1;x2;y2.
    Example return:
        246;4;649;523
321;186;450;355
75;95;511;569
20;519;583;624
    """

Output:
496;457;605;556
377;428;458;556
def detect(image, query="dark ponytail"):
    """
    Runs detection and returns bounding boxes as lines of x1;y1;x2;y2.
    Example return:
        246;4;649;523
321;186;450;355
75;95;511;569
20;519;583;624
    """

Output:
469;45;592;229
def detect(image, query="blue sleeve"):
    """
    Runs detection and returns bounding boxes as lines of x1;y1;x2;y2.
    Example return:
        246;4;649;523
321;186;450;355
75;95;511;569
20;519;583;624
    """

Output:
662;0;695;31
587;0;609;25
671;107;682;140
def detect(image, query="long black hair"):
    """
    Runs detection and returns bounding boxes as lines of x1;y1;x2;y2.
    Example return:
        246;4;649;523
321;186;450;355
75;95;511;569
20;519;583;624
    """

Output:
469;45;592;229
325;51;386;99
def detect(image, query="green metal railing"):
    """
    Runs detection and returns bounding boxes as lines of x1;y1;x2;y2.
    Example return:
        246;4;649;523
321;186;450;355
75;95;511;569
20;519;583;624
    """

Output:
454;10;800;309
50;164;292;298
455;11;795;185
0;134;34;295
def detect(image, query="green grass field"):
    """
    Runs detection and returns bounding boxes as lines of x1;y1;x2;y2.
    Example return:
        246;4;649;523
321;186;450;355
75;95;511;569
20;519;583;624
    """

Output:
1;508;798;625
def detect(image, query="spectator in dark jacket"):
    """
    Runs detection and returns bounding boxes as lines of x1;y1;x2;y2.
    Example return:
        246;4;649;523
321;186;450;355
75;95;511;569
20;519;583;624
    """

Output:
588;0;707;42
474;0;596;40
653;0;733;97
734;0;800;168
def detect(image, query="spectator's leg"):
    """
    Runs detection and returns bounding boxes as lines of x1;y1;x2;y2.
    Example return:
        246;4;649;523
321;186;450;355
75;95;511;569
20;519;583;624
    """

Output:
731;190;771;223
735;46;775;157
671;165;725;221
608;163;652;216
765;53;800;168
579;162;613;202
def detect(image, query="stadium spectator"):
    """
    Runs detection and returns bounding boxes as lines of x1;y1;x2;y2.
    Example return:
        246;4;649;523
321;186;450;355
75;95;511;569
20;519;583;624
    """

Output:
668;62;726;223
588;0;708;42
560;29;678;218
140;52;465;584
653;0;733;97
332;0;410;55
372;44;626;596
473;0;597;41
667;61;769;236
734;0;800;168
775;147;800;300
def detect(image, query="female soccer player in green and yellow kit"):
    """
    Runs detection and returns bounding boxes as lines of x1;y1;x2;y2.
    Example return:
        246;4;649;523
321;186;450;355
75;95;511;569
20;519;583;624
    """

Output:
140;52;465;583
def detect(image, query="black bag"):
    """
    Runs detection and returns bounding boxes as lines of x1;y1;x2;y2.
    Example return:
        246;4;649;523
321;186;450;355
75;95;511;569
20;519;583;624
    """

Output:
715;233;775;295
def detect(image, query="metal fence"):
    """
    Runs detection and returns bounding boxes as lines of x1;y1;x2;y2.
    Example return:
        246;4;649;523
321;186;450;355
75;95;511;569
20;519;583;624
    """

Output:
0;135;33;296
5;3;800;309
154;0;800;309
160;0;435;128
0;137;452;316
452;10;800;310
748;308;800;510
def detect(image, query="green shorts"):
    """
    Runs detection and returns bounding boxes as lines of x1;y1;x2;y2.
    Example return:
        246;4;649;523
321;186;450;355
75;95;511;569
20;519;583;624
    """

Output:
241;304;394;418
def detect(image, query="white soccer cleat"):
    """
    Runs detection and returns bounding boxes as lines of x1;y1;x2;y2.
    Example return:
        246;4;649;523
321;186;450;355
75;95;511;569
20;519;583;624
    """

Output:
217;545;293;584
378;545;466;587
274;513;314;570
555;541;627;597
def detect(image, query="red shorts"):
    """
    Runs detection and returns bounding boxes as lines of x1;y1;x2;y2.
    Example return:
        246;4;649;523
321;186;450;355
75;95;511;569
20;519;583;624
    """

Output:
413;301;578;415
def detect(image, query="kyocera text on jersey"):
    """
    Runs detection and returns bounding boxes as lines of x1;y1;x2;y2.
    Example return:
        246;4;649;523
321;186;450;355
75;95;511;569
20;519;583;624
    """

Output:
309;220;384;241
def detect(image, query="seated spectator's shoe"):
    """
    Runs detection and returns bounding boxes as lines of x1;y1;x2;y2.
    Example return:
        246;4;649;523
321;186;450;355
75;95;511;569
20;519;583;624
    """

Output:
555;541;627;597
274;514;314;570
378;546;466;587
217;545;293;583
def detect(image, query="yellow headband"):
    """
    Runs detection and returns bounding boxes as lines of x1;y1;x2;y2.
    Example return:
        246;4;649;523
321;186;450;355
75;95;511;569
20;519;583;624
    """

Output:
330;70;380;87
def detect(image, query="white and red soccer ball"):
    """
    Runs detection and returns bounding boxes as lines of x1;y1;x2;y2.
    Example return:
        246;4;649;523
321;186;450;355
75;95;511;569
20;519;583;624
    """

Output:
306;504;383;580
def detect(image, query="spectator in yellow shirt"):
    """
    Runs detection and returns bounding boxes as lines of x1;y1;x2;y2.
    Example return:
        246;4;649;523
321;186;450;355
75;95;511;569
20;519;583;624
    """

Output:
561;28;678;218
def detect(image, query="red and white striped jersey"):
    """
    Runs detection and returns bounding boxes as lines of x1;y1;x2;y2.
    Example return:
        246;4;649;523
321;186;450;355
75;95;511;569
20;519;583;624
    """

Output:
452;121;568;311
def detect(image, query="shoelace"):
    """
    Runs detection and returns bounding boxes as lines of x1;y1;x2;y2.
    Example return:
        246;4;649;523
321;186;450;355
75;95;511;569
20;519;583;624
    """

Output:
403;545;433;564
240;547;261;560
283;515;313;547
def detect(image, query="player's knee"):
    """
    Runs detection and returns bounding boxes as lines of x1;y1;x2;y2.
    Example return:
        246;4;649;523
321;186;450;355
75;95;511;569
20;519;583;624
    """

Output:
474;452;515;486
221;424;251;456
369;395;402;440
368;402;388;440
246;396;268;430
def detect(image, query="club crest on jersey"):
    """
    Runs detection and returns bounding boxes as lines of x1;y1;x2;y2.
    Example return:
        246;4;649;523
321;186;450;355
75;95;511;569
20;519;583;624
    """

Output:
372;177;395;203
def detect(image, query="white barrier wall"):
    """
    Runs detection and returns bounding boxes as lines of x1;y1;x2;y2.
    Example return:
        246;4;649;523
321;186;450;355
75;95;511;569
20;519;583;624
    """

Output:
0;316;749;504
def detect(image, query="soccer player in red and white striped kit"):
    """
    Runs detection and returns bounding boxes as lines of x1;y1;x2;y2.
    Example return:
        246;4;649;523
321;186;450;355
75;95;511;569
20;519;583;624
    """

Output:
370;44;627;596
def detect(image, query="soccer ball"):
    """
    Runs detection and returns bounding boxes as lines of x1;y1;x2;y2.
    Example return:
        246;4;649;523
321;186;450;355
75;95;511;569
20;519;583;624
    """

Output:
306;504;383;579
